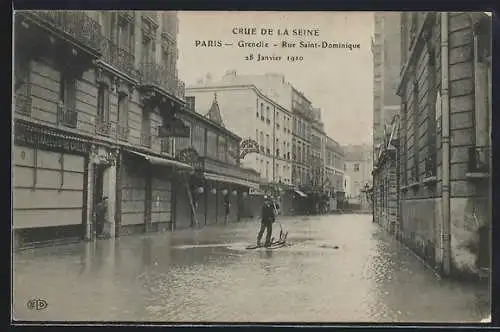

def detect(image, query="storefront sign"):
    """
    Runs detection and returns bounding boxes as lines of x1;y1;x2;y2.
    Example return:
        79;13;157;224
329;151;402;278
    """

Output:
15;121;89;154
249;188;264;195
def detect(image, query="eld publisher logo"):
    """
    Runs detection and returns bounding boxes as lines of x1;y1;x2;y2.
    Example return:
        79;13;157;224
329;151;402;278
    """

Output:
26;298;48;311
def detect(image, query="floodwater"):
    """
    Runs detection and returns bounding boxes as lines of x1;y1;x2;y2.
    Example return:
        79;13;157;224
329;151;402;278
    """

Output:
12;214;490;323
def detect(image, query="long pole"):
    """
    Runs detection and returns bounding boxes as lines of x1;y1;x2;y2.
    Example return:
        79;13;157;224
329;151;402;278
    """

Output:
440;12;452;276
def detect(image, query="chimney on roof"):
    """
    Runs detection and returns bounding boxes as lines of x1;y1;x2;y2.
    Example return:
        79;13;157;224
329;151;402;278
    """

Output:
205;72;213;83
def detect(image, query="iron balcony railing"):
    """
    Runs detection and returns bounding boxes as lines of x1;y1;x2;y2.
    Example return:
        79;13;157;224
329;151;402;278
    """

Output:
117;123;129;141
100;36;138;79
30;11;102;52
139;62;185;100
468;146;490;173
424;155;437;177
117;11;134;23
95;117;112;136
15;94;32;117
161;138;175;155
57;103;78;128
140;131;152;148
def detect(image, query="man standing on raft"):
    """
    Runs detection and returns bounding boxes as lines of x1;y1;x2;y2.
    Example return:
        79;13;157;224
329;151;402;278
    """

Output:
257;195;276;247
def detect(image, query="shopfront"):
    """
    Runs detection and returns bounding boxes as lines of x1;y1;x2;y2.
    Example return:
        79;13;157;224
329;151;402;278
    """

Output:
13;120;90;248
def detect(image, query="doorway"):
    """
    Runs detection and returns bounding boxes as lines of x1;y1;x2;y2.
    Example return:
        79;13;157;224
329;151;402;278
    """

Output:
92;164;107;238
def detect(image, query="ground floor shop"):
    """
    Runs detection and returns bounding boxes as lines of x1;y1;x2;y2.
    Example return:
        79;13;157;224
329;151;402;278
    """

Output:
174;172;259;228
13;124;263;248
13;121;90;249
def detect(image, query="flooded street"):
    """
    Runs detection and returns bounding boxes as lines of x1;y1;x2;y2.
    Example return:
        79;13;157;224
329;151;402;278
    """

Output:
13;214;490;323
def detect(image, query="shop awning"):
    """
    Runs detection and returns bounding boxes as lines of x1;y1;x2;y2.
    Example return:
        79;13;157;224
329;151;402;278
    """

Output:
293;189;308;197
203;172;260;189
128;151;193;171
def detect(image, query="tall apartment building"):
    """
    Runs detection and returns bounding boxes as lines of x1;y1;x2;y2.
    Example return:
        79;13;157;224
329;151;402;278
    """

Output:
13;11;185;247
396;12;491;278
291;88;313;188
185;72;294;185
372;12;401;164
324;136;345;193
343;144;373;205
310;108;326;190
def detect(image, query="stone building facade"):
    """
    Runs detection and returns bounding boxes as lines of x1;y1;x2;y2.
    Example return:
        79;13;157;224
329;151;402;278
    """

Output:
13;11;259;249
372;12;401;164
343;144;373;209
397;12;491;278
173;95;260;229
373;115;400;235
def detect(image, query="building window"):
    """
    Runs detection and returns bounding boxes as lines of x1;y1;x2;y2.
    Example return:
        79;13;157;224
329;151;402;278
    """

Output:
409;12;418;47
97;84;110;123
186;96;195;111
117;93;129;139
142;34;155;64
412;80;420;182
14;56;31;116
227;139;238;165
15;57;31;97
60;71;76;108
266;161;270;180
118;14;135;54
354;163;360;172
217;135;228;162
207;130;218;159
193;123;205;156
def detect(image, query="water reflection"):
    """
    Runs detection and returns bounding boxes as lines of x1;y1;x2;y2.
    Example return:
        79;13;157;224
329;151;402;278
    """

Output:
13;215;490;322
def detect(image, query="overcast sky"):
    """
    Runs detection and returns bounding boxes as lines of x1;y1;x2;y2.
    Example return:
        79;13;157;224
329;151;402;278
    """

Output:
177;11;374;146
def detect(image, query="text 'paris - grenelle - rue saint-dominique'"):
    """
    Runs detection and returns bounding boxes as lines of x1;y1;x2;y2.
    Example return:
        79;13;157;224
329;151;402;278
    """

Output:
194;26;361;50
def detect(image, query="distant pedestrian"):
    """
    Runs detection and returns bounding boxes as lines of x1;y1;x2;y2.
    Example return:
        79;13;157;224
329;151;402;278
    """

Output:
257;195;275;247
223;196;231;224
95;197;108;238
